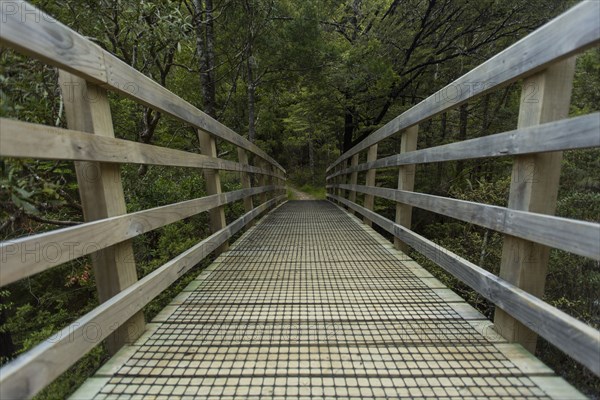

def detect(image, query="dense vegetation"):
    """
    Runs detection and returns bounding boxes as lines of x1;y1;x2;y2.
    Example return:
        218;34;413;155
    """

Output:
0;0;598;398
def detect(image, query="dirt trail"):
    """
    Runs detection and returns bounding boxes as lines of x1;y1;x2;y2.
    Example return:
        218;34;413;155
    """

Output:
287;187;316;200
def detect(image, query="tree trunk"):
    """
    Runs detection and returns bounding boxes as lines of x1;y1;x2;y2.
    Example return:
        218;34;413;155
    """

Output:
247;50;256;143
193;0;217;118
343;104;355;152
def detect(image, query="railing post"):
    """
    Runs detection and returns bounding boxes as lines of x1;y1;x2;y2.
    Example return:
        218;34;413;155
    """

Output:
337;160;347;203
347;154;359;214
58;72;144;355
363;144;378;226
258;160;268;204
394;125;419;252
494;58;576;353
198;130;229;254
237;148;255;227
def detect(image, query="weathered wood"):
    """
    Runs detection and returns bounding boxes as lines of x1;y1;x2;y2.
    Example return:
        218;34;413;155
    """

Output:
495;58;576;353
328;193;600;377
237;149;254;214
198;130;228;254
0;2;285;174
394;125;418;252
363;144;378;226
330;184;600;261
258;161;269;205
59;71;143;354
348;154;359;202
0;196;283;400
0;186;277;286
326;0;600;172
327;113;600;180
0;118;280;177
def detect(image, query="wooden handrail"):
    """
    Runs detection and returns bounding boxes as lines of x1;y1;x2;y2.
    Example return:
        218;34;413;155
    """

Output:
0;196;285;400
0;2;285;173
0;185;280;287
0;2;287;397
0;118;283;178
328;194;600;377
328;184;600;260
326;1;600;378
327;0;600;173
327;113;600;180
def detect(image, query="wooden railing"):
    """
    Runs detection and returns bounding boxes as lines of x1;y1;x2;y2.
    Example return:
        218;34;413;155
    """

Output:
0;2;285;398
327;0;600;377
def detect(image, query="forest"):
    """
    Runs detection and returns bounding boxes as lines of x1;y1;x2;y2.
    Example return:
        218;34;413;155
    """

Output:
0;0;599;398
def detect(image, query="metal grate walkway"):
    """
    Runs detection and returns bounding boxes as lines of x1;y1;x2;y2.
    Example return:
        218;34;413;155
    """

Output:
72;201;584;399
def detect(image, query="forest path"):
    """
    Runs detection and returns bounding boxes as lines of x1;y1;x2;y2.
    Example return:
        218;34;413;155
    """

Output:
287;185;316;200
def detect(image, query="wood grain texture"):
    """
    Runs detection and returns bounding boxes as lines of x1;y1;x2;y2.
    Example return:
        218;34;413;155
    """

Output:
363;144;378;226
0;195;284;400
0;186;279;287
0;118;281;177
394;126;418;252
327;1;600;172
330;184;600;261
0;1;284;174
347;154;359;206
59;72;143;353
328;194;600;377
495;58;576;353
198;129;228;254
327;113;600;180
237;148;254;214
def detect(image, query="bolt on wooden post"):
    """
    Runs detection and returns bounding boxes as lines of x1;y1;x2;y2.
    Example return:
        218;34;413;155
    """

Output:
494;58;576;353
59;71;145;355
394;125;419;252
198;130;229;254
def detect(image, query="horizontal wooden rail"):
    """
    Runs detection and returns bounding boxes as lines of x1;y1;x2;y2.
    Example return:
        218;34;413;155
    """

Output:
0;118;283;178
0;195;285;400
0;2;284;173
328;193;600;377
327;0;600;172
329;184;600;260
0;185;281;287
327;113;600;180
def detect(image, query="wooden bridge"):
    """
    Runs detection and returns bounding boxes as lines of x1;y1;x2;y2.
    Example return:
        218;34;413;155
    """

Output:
1;1;599;399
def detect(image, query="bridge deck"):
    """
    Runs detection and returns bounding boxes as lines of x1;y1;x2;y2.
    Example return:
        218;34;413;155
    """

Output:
72;201;583;399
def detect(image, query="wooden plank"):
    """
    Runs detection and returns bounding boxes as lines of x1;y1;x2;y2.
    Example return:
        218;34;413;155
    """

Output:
326;1;600;172
59;71;143;354
0;186;277;286
328;194;600;377
394;125;418;252
0;2;284;173
0;195;284;400
363;144;378;226
0;118;280;177
237;148;254;215
257;161;269;205
495;58;576;353
529;377;587;400
330;184;600;261
198;130;228;254
347;154;359;205
327;113;600;180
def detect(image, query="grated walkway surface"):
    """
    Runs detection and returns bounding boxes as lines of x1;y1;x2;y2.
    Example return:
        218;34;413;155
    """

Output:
72;201;584;399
